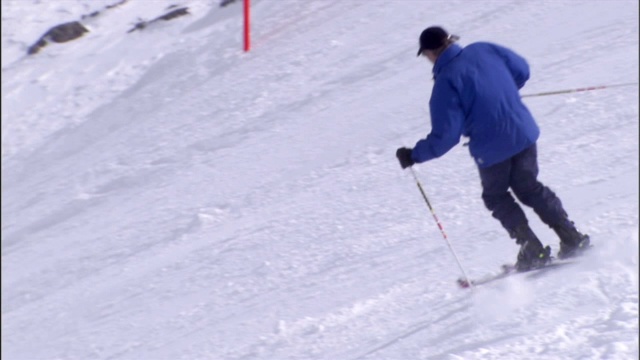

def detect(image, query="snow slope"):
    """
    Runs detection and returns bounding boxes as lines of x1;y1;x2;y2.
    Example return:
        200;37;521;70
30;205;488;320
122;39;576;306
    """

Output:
2;0;638;359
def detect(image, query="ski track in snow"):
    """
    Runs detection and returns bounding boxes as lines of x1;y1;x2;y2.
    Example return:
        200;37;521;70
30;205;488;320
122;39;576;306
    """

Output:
2;0;638;359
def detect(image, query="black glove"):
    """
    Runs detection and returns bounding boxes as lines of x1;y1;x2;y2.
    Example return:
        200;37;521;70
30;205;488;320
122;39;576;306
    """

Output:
396;147;415;169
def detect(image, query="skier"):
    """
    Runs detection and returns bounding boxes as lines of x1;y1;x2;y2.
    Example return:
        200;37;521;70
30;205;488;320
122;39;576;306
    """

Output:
396;26;590;271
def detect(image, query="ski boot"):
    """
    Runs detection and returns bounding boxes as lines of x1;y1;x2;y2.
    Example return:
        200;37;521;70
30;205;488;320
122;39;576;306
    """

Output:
511;224;552;272
553;219;591;259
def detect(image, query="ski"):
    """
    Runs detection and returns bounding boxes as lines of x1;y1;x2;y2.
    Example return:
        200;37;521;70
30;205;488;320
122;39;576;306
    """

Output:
457;259;577;289
457;240;593;289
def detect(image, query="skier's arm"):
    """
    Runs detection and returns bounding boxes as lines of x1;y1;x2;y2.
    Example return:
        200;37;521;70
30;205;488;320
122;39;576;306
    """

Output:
493;44;530;89
411;79;464;163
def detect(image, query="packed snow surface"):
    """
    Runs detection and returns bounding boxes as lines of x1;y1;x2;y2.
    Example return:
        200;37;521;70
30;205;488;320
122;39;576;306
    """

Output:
2;0;638;359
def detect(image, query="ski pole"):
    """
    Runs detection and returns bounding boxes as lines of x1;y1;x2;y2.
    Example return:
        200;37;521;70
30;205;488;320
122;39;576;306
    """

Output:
408;167;472;287
521;82;638;98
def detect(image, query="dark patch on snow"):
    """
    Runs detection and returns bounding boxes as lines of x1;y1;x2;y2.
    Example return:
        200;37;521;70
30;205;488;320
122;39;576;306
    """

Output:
27;22;88;55
27;0;130;55
126;7;190;33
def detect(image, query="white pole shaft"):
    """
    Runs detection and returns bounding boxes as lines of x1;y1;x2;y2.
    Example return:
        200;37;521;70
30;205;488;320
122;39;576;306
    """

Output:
409;167;472;287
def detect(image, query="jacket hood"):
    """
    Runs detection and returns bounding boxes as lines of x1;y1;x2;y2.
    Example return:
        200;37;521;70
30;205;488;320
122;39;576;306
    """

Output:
433;44;463;78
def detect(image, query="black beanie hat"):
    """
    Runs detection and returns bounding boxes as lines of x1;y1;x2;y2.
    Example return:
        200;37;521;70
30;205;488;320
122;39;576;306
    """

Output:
417;26;449;56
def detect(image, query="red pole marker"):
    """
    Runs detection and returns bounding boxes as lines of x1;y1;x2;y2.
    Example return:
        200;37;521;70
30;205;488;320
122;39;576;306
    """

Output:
244;0;250;52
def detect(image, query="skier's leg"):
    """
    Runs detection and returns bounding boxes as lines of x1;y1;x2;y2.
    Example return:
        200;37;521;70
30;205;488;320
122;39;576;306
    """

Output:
479;158;550;269
478;158;528;235
509;144;567;226
510;144;590;257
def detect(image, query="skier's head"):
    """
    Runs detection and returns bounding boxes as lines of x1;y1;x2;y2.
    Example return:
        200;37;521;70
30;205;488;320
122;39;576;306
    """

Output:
417;26;459;63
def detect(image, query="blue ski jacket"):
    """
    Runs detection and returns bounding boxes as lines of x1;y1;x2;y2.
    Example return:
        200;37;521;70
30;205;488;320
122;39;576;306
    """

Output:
411;43;540;168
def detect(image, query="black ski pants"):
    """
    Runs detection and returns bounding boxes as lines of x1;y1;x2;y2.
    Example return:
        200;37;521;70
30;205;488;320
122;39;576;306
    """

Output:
477;143;567;236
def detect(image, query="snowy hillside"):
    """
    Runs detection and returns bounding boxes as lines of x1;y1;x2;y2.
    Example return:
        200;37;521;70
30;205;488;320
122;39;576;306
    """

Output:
2;0;638;359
